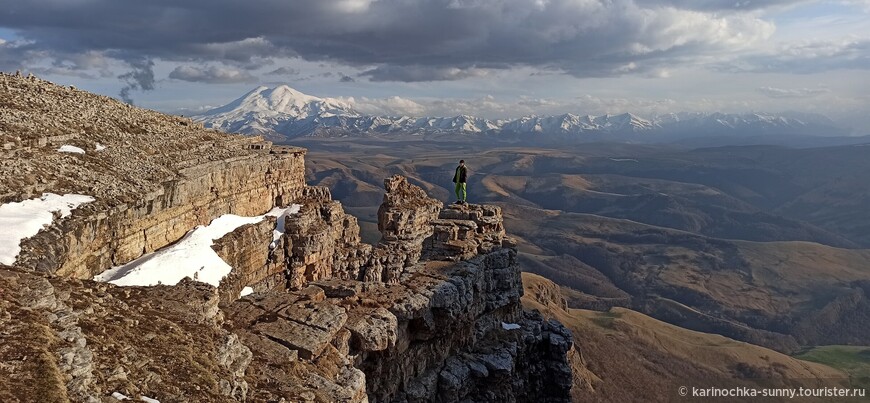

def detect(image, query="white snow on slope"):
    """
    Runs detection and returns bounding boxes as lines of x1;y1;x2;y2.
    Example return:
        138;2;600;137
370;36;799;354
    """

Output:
58;144;85;154
501;322;521;330
270;204;301;247
111;392;130;401
110;392;159;402
0;193;95;266
94;205;301;287
95;143;107;151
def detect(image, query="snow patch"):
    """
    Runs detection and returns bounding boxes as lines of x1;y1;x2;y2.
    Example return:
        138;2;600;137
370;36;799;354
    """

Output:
0;193;95;266
111;392;131;401
240;286;254;298
94;205;302;287
58;144;85;154
501;322;521;330
267;204;302;248
109;392;157;402
95;143;107;151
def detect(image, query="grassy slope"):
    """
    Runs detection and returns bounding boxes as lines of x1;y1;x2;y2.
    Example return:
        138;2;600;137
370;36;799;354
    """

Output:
796;346;870;389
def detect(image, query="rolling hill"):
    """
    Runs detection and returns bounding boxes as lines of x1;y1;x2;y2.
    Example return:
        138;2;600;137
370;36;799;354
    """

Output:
521;273;857;403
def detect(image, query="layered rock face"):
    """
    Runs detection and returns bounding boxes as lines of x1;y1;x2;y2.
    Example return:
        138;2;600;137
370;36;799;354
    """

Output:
1;72;308;279
0;74;572;402
425;203;507;261
281;187;372;288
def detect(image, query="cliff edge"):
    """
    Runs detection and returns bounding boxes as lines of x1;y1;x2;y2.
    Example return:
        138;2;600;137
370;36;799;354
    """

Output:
0;73;573;402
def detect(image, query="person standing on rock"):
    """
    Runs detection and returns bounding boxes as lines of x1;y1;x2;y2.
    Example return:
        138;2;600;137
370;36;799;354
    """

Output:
453;160;468;205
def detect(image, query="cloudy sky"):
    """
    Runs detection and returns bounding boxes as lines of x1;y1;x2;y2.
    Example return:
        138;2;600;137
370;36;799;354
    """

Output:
1;0;869;132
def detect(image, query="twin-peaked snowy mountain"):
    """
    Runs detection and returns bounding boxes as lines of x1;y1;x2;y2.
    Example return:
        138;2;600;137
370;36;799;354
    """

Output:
194;85;847;140
197;86;503;138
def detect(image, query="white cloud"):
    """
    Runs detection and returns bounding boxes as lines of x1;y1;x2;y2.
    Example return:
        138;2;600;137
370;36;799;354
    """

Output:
721;37;870;73
361;66;491;82
840;0;870;11
341;95;428;116
757;86;831;98
333;0;377;13
342;93;682;119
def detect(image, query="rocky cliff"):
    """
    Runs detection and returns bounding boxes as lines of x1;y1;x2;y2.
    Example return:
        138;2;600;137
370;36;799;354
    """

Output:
0;73;572;402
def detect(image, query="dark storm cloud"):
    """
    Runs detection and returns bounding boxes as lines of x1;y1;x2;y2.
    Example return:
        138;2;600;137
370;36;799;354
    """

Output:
118;59;155;104
0;0;782;82
266;67;301;76
169;65;258;84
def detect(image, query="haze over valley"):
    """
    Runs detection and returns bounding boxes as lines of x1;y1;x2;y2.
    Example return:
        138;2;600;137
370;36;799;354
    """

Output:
293;134;870;398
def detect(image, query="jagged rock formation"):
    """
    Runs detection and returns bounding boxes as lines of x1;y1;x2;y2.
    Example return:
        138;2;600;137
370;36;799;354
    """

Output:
371;176;442;283
0;74;573;402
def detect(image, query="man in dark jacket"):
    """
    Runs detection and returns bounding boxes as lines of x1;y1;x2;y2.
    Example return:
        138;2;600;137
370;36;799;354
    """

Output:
453;160;468;204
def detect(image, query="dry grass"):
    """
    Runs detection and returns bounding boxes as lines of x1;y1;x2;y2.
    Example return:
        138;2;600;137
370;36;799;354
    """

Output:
521;273;851;403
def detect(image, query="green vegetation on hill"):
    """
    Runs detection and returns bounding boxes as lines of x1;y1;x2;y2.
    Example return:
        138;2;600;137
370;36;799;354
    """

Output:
796;346;870;389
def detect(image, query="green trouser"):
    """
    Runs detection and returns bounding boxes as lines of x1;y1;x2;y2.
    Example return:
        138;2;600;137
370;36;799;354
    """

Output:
455;182;466;201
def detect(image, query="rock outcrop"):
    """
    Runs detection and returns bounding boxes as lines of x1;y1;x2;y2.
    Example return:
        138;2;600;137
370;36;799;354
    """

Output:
0;74;573;402
425;203;507;261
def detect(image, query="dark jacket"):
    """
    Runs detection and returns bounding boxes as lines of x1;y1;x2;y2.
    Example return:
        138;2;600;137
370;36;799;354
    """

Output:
453;165;468;183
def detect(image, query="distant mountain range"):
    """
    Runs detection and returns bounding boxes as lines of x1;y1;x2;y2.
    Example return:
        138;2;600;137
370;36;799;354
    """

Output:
194;85;849;141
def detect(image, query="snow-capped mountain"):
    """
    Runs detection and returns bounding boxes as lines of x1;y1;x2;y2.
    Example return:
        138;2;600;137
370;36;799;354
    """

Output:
194;86;848;140
196;85;361;137
196;86;501;139
500;113;657;135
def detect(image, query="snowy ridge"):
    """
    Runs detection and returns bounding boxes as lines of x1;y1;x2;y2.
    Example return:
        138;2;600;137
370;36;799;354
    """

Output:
194;86;847;139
